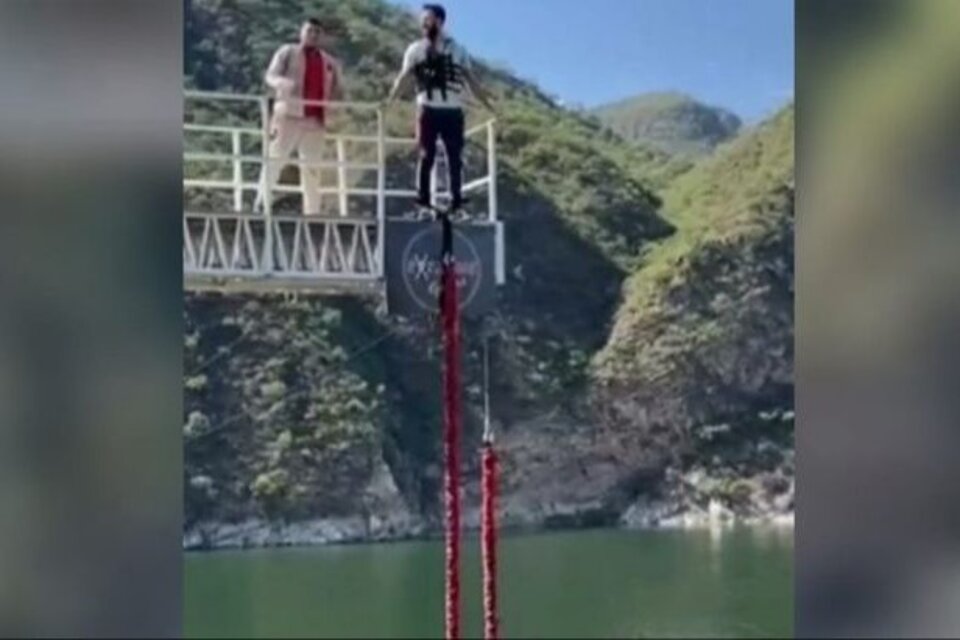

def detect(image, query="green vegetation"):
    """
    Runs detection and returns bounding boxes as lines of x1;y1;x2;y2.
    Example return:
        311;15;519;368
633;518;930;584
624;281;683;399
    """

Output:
604;103;793;341
592;91;742;157
591;105;794;480
183;296;384;525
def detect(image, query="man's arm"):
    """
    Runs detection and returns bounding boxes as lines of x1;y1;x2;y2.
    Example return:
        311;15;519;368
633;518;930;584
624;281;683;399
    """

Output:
328;55;345;101
463;67;497;114
384;44;418;105
265;45;294;93
385;70;413;104
457;46;497;115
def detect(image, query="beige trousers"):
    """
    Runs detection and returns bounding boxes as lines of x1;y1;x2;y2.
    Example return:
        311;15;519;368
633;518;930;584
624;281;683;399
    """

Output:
257;115;325;215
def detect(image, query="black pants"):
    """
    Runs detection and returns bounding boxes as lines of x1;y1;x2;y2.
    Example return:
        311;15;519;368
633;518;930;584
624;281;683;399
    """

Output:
417;106;465;209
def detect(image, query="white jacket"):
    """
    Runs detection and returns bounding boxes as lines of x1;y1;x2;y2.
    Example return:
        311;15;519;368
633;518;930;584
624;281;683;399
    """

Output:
265;44;342;119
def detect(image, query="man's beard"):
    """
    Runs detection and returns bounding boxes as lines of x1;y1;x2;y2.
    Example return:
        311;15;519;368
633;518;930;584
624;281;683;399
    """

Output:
424;25;439;41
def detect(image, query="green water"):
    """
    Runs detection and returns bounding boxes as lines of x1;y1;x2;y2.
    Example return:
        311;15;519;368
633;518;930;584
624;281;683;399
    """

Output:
184;527;793;638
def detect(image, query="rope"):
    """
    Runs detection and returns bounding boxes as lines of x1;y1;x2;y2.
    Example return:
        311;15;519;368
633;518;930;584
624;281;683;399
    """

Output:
481;440;499;640
191;326;254;374
482;335;492;443
438;212;462;640
480;332;499;639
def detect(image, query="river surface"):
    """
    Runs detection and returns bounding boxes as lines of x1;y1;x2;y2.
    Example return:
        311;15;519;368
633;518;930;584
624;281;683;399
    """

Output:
184;527;793;638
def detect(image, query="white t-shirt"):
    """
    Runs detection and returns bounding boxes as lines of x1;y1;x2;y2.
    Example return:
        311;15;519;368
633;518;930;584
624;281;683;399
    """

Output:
401;37;471;109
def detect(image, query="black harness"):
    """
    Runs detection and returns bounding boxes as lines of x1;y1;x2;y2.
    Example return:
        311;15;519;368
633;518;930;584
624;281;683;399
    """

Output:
414;39;463;102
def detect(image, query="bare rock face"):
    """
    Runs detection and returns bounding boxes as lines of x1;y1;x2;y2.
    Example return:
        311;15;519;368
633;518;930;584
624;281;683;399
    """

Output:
491;413;652;529
363;456;421;540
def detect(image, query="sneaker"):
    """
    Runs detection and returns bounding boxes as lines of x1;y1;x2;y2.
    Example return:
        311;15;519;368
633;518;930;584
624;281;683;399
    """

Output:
417;204;437;221
410;196;436;221
450;197;472;221
448;206;470;223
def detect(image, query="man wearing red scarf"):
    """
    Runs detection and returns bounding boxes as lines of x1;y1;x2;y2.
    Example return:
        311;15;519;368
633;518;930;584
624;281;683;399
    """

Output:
257;18;343;216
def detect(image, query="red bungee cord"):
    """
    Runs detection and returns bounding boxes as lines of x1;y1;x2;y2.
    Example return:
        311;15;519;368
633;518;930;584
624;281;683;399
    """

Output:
439;215;462;640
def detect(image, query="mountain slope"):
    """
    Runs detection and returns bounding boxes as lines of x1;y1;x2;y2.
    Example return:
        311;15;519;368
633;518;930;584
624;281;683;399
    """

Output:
588;105;795;524
592;92;742;157
472;107;793;532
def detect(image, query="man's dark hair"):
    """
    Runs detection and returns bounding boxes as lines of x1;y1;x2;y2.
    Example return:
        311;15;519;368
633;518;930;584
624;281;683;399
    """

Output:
423;3;446;23
305;18;322;27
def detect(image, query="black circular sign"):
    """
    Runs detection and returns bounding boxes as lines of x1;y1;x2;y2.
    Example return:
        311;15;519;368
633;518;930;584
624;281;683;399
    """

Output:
400;226;484;313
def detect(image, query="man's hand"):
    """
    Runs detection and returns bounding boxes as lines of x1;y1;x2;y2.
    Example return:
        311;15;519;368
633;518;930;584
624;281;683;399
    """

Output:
384;69;413;109
473;92;498;118
464;69;498;118
275;77;296;95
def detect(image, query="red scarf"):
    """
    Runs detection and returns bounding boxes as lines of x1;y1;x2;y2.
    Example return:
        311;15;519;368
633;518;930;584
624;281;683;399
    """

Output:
302;47;326;123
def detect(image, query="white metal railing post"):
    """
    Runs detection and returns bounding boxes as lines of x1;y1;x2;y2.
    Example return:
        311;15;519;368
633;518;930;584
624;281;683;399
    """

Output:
260;97;273;275
487;120;498;223
337;137;349;217
431;152;440;207
376;108;386;278
232;130;243;212
488;119;504;284
495;220;505;285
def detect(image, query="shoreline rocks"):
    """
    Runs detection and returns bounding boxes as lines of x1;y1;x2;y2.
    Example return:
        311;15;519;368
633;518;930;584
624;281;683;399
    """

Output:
184;505;794;551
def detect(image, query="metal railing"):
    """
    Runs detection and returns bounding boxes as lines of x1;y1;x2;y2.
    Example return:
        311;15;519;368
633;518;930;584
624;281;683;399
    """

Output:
183;90;499;288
